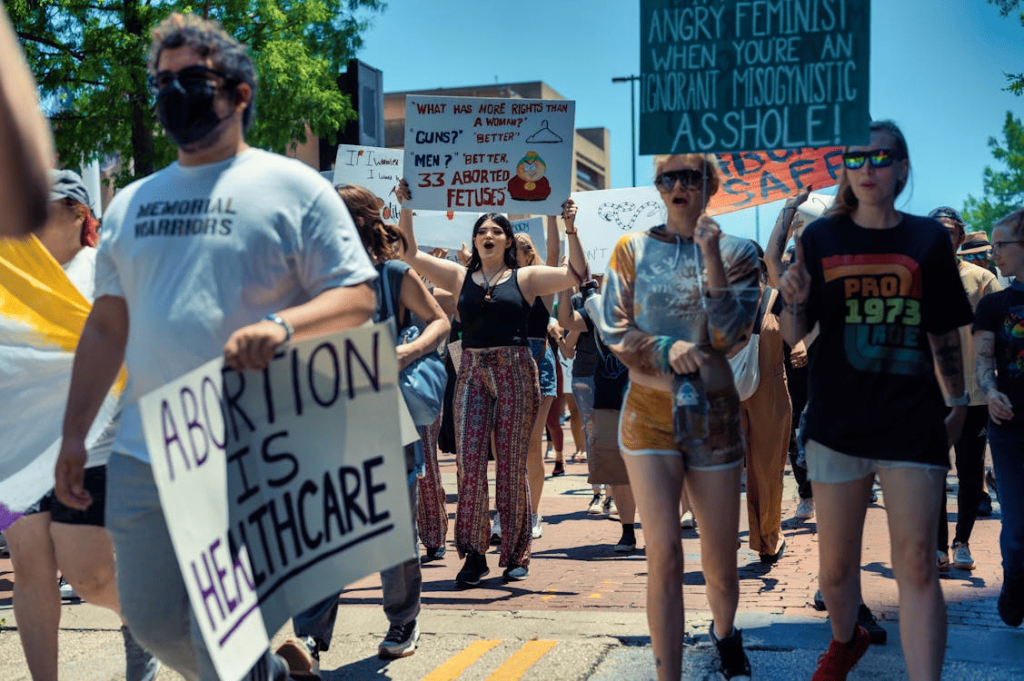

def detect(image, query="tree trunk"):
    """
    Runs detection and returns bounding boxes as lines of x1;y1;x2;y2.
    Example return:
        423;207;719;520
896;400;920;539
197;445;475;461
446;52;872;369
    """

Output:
124;0;154;178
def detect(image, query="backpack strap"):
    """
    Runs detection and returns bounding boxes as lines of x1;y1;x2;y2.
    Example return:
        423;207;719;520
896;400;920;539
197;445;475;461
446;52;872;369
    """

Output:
752;287;774;336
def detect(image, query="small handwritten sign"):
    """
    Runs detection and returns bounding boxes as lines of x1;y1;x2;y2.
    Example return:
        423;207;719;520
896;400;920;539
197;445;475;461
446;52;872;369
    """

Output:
333;145;404;222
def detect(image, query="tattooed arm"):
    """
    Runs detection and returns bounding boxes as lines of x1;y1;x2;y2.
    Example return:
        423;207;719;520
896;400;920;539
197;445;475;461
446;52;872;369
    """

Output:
975;329;1014;424
929;328;968;444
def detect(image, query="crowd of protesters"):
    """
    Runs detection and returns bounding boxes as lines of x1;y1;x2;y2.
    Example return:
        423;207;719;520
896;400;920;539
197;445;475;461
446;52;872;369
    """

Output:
2;10;1023;681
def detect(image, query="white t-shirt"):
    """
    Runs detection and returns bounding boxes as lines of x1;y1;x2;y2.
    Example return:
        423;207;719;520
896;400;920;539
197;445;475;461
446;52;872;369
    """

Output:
94;148;377;463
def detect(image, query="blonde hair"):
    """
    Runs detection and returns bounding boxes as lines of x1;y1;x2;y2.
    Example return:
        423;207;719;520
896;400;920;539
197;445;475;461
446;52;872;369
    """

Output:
514;233;542;266
995;207;1024;239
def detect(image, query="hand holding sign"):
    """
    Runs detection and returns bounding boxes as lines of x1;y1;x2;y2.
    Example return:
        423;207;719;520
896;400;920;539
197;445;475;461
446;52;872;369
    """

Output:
694;214;722;254
223;318;289;372
780;238;811;307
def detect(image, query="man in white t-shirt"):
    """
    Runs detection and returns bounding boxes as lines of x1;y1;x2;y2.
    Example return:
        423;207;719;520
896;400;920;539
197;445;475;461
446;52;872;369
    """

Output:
53;13;377;681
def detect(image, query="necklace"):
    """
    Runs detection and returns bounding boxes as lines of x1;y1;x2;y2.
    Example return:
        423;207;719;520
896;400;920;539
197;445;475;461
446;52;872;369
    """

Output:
481;266;506;303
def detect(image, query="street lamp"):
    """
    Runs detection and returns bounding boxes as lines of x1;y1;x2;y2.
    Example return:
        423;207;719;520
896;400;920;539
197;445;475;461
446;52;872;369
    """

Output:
612;75;639;187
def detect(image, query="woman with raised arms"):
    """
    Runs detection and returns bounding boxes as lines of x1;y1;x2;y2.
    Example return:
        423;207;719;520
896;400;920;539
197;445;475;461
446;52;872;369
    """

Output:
396;180;588;587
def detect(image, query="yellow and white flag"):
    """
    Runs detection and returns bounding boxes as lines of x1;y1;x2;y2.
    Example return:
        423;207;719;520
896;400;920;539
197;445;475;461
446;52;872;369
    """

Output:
0;235;124;511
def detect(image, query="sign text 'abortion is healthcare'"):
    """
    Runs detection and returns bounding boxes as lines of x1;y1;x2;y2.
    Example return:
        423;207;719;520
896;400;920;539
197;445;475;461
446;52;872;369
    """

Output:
640;0;870;154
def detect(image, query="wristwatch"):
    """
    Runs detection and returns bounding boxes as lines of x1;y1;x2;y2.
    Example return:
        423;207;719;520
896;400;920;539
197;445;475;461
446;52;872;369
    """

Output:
948;391;970;408
262;313;294;341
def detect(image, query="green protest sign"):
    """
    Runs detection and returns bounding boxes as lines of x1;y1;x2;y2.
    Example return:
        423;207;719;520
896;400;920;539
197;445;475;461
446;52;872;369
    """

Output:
639;0;871;154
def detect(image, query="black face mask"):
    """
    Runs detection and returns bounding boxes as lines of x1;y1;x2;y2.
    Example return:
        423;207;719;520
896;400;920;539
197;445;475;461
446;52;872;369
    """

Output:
156;80;232;147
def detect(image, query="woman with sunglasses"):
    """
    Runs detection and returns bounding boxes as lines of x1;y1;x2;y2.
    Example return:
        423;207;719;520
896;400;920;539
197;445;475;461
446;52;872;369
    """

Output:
780;120;973;681
395;180;589;587
973;206;1024;629
594;154;760;681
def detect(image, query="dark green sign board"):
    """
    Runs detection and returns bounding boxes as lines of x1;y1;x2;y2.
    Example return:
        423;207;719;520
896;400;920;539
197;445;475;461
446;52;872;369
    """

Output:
640;0;871;154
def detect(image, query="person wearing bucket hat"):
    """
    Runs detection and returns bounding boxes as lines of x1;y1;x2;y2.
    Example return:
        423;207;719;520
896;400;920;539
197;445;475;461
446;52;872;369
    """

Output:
927;206;1002;575
959;231;994;271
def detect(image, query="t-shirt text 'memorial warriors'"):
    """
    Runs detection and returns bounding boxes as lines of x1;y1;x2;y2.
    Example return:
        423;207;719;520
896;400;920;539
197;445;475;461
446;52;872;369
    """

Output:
134;197;238;238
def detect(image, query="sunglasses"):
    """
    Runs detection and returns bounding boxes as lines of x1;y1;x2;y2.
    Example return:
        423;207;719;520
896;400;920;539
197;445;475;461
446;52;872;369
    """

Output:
147;65;232;96
656;168;706;191
841;148;897;170
961;252;990;262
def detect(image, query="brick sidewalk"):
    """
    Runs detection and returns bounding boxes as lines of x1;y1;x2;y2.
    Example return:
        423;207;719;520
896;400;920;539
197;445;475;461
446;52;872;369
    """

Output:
334;440;1007;632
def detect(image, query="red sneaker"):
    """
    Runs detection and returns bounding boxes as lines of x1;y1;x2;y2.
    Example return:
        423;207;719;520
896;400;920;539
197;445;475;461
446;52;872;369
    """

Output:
811;625;870;680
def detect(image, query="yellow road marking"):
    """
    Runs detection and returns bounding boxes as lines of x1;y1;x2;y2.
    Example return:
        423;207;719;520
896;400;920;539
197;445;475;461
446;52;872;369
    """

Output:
422;640;501;681
484;640;558;680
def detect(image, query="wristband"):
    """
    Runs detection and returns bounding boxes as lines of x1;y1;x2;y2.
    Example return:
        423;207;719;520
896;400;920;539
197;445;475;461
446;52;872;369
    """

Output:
948;391;970;408
263;313;293;341
565;229;578;235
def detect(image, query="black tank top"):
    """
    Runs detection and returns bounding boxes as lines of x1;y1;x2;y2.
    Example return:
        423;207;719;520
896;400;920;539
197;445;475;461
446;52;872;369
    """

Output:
458;269;531;348
527;298;549;339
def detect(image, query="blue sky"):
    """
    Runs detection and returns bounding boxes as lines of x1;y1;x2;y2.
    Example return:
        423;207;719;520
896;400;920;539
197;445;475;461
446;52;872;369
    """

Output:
356;0;1024;243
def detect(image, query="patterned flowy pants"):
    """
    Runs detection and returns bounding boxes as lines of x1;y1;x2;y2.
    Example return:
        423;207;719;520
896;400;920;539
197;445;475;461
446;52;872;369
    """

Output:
416;415;447;550
453;346;539;568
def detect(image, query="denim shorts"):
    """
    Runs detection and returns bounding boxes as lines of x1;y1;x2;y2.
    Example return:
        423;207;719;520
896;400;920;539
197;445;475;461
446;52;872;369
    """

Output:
618;382;744;471
805;439;946;484
529;338;557;397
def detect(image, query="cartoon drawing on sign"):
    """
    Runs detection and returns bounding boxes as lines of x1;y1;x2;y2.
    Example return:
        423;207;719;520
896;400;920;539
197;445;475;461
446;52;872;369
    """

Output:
597;200;665;232
507;150;552;202
524;119;563;144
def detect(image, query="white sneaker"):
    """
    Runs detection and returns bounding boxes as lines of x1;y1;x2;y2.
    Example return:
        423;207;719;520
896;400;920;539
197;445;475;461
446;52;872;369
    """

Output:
58;576;77;600
532;514;543;539
952;541;976;570
937;549;950;572
587;494;604;515
603;497;618;517
680;510;696;530
794;498;815;520
490;513;502;544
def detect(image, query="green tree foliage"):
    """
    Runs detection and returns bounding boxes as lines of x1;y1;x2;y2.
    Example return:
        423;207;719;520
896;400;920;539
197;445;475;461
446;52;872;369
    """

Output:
989;0;1023;95
7;0;384;186
962;111;1024;234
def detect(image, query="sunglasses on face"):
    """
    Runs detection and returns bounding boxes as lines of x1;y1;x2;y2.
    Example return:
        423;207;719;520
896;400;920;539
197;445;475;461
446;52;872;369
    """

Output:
147;65;231;96
656;168;706;191
841;148;896;170
961;252;990;262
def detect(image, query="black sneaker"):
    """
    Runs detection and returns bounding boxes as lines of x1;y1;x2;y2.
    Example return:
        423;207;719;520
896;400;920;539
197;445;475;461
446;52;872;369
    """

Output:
378;619;419;658
455;551;489;588
998;574;1024;627
709;622;751;680
421;545;446;563
813;588;827;611
551;460;565;476
502;563;529;582
978;493;994;517
857;603;887;644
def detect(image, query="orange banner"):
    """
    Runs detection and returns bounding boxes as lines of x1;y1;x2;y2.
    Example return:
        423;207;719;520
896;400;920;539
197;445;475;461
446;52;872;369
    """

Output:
707;147;844;216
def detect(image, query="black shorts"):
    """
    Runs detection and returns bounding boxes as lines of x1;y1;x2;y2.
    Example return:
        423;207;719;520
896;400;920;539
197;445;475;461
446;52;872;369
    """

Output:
22;466;107;527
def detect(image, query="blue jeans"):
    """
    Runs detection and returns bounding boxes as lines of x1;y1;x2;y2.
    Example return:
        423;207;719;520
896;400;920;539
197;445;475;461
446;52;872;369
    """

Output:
105;454;287;681
987;423;1024;580
292;444;421;649
571;375;596;454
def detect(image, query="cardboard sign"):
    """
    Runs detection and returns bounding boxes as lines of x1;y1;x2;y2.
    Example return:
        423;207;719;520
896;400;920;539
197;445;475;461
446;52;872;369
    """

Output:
403;95;576;215
141;324;414;681
571;187;666;275
332;145;404;222
413;213;548;262
710;146;842;215
639;0;871;154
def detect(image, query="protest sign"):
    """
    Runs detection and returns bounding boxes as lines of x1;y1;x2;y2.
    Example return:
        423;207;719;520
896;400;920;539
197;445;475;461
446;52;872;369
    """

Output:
711;146;842;214
639;0;870;154
403;95;576;215
571;187;665;274
411;212;548;262
141;324;413;681
332;145;404;222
